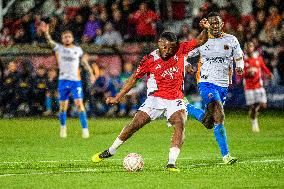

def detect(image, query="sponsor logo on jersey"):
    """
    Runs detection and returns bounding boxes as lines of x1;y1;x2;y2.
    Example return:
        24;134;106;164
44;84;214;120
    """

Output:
155;64;161;70
161;66;179;79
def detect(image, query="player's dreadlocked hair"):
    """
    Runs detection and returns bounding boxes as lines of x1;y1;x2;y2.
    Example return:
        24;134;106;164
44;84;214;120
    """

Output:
207;12;221;19
159;31;178;44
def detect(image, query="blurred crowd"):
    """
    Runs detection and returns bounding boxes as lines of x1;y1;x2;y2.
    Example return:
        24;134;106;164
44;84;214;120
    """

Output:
0;0;160;45
0;0;284;118
0;58;146;118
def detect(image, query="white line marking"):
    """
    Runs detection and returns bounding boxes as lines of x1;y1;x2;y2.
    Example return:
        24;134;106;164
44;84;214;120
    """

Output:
0;159;283;177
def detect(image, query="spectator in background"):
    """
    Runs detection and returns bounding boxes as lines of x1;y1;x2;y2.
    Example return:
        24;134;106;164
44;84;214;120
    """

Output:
0;61;19;118
94;28;104;45
92;66;116;116
192;8;207;32
70;14;85;43
16;60;34;116
255;10;266;35
20;14;32;43
49;16;61;42
120;0;134;18
43;67;59;116
129;2;159;42
266;6;281;28
82;14;101;43
58;13;72;34
99;9;109;27
111;11;128;39
0;27;13;46
117;62;145;117
178;24;190;42
78;0;92;25
32;65;47;115
252;0;268;16
30;13;42;42
101;22;123;47
13;28;28;44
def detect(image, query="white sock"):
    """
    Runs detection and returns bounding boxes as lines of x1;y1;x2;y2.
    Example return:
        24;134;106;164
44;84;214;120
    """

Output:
108;137;124;155
251;118;258;128
168;147;181;165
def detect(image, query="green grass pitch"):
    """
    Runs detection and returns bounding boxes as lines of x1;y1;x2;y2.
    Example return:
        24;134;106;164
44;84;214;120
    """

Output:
0;110;283;188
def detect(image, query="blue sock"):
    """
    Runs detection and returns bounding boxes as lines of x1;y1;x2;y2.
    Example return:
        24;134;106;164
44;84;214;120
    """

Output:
59;112;67;127
214;124;229;157
79;111;88;129
186;104;205;122
119;103;126;111
45;96;52;111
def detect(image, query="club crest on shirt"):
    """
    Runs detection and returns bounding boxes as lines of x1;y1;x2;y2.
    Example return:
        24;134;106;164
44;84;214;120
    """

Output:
208;93;213;99
161;66;179;79
174;55;178;61
224;45;229;50
155;64;161;70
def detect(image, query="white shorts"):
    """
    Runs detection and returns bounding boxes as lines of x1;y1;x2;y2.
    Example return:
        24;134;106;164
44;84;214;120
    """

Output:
138;96;187;121
245;88;267;105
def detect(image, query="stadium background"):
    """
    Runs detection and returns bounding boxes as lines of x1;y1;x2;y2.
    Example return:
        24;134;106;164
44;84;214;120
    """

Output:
0;0;283;118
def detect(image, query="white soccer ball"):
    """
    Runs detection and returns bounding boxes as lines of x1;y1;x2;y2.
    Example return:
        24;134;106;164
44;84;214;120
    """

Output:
123;153;144;172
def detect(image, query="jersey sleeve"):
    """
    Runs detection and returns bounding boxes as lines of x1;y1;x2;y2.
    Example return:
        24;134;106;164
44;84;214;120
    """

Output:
53;43;61;52
231;36;244;69
78;47;84;57
185;48;199;67
181;39;198;54
133;55;150;79
259;56;272;76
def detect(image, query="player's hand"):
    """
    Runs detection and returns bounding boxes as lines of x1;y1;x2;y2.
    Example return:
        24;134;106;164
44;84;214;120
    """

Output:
39;22;49;33
106;97;119;105
235;67;243;75
199;18;210;29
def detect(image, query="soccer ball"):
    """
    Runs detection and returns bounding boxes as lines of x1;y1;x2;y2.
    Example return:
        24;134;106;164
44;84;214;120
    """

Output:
123;153;144;172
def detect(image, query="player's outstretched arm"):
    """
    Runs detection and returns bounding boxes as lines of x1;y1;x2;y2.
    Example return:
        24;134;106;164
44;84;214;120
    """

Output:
106;75;138;105
39;22;57;49
81;54;96;83
196;18;210;47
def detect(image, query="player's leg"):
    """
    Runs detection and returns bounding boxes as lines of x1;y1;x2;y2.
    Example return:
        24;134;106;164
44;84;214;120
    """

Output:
59;100;69;138
92;110;151;163
249;104;260;132
166;109;187;171
72;81;89;138
58;80;71;138
210;100;237;164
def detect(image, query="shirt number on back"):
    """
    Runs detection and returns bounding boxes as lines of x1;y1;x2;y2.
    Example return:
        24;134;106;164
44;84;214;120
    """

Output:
77;87;82;95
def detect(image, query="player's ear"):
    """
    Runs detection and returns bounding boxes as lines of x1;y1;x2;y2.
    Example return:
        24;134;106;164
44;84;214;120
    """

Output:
220;21;224;29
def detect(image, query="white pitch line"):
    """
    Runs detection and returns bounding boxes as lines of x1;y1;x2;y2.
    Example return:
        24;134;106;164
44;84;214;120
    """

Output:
0;158;283;165
0;159;283;178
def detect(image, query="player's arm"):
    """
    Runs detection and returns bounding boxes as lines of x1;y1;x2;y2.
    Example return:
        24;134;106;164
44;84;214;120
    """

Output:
39;22;57;49
259;56;272;77
232;37;244;75
106;75;138;105
196;18;210;47
81;54;96;83
185;49;200;74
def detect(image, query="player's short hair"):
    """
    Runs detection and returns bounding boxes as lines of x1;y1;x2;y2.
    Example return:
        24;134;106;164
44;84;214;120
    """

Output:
207;12;221;19
61;30;73;36
159;31;178;43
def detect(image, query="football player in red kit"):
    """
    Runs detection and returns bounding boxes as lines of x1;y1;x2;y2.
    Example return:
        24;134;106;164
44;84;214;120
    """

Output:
91;18;210;172
244;42;272;132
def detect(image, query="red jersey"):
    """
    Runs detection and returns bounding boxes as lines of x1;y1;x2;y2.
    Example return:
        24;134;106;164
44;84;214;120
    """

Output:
243;52;272;90
134;40;198;100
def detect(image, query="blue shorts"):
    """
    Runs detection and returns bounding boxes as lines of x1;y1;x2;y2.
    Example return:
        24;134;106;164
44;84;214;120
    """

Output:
58;80;83;101
198;82;228;107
